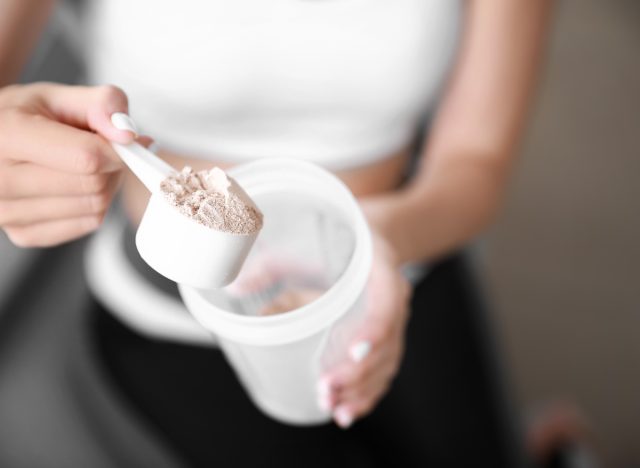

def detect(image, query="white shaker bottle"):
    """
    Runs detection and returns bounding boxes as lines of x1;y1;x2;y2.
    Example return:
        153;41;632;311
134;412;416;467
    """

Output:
180;158;372;425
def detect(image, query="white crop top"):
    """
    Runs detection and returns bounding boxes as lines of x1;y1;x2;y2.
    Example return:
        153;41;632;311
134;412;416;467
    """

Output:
82;0;462;169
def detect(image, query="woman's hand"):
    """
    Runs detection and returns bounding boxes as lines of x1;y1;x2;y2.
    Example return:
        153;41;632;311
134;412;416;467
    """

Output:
318;231;412;428
0;83;138;247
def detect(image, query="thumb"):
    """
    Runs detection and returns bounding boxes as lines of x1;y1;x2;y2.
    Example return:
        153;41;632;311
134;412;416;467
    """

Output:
86;85;137;144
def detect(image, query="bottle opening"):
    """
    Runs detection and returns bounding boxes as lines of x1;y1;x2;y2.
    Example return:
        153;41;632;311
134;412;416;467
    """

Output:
200;191;355;318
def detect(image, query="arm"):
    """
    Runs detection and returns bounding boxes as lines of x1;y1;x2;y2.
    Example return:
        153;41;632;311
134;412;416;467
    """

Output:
322;0;554;428
363;0;554;265
0;0;56;85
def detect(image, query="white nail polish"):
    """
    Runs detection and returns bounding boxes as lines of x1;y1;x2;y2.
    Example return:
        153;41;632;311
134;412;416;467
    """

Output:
349;341;371;363
334;407;353;429
110;112;138;135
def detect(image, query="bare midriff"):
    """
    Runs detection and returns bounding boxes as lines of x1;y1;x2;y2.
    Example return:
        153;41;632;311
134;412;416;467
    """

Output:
121;147;412;226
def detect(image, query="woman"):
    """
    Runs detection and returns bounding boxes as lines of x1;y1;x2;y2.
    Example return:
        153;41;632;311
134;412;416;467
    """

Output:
0;0;552;466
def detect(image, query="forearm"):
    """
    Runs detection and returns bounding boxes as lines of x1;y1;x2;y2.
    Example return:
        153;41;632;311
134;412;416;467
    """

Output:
362;0;553;265
0;0;55;86
362;154;507;265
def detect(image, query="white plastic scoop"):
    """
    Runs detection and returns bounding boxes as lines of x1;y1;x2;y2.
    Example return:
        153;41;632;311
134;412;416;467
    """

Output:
110;141;261;290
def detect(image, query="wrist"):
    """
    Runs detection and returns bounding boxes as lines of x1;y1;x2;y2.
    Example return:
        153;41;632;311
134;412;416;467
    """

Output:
360;193;409;268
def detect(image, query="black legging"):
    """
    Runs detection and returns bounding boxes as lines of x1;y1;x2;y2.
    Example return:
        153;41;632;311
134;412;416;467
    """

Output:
89;251;523;468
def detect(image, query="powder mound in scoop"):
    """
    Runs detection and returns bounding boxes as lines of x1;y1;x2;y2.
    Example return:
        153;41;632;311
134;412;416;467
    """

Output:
160;166;263;235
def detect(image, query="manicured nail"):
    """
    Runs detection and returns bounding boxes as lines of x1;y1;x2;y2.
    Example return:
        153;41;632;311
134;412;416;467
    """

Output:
110;112;138;136
349;341;371;363
334;407;353;429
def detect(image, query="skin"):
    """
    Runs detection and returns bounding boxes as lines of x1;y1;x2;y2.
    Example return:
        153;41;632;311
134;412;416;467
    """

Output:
0;0;553;429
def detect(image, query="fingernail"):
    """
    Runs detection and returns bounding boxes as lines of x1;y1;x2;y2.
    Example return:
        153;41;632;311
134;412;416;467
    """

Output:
110;112;138;136
349;341;371;363
334;407;353;429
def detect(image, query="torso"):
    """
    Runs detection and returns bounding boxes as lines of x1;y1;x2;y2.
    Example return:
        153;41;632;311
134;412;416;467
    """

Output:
82;0;462;224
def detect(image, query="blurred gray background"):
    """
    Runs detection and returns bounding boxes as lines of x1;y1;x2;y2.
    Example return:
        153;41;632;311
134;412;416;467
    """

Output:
0;0;638;466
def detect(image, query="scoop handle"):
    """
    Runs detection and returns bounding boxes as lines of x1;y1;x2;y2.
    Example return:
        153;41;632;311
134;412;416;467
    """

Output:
111;142;175;193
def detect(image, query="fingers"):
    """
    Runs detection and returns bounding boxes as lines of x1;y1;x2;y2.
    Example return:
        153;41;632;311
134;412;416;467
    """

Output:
320;337;399;400
323;343;378;393
0;84;140;248
0;83;141;174
314;235;412;429
318;279;410;428
4;215;103;248
0;163;112;198
0;131;150;199
0;111;122;174
35;83;136;143
318;345;397;429
0;174;119;225
333;356;398;405
333;376;391;429
0;168;120;247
